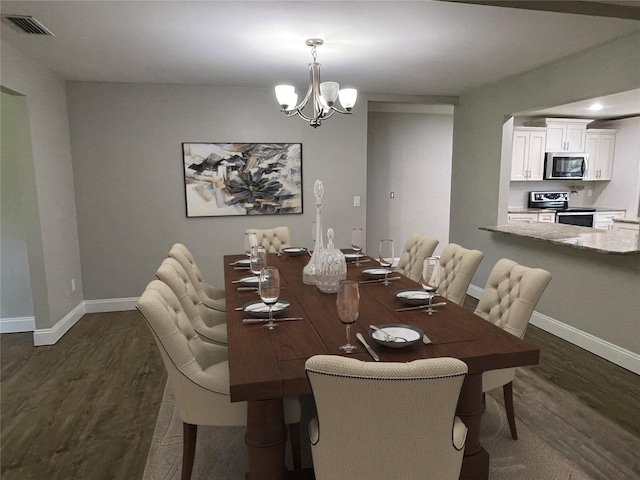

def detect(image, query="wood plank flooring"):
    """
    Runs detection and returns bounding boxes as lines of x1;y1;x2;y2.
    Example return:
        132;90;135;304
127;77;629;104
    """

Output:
1;311;166;480
1;301;639;479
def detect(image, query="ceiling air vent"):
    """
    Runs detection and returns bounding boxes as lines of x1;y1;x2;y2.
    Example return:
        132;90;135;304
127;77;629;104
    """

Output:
1;15;54;35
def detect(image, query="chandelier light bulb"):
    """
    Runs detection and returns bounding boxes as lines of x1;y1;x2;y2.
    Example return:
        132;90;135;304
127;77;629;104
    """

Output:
275;85;296;109
320;81;339;106
338;88;357;110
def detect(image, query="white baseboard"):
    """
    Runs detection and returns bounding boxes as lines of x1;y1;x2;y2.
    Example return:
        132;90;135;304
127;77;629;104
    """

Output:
466;284;640;375
33;302;86;346
84;297;139;313
0;316;36;333
32;297;139;346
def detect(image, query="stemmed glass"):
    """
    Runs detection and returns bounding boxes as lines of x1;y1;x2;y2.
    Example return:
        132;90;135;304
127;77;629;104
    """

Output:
378;239;395;286
421;257;441;315
336;280;359;352
259;266;280;330
244;232;258;256
250;245;267;275
351;228;364;266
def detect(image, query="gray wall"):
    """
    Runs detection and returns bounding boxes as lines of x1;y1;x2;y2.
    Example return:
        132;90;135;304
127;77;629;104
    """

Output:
65;82;368;299
1;39;83;330
450;32;640;354
367;112;452;255
1;92;34;319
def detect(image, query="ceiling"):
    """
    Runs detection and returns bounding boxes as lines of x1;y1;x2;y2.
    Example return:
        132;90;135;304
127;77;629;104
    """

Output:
1;1;639;113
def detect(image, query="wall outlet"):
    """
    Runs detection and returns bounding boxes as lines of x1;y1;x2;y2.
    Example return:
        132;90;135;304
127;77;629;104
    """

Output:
353;195;361;207
588;189;593;197
390;192;395;199
71;278;76;292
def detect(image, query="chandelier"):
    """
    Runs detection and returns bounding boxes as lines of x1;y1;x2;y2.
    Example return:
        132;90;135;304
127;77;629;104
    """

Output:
275;38;357;128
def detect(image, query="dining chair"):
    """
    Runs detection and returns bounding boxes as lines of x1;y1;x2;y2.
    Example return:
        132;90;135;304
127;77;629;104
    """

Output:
474;258;552;440
434;243;484;305
168;243;226;312
156;257;228;345
137;280;302;480
395;233;439;282
245;226;292;253
305;355;468;480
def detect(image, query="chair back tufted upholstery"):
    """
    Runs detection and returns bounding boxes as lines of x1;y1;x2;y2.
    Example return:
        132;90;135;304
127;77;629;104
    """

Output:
436;243;484;305
169;243;226;311
245;226;292;253
305;355;468;480
395;233;439;282
156;258;228;345
474;258;552;338
137;280;241;425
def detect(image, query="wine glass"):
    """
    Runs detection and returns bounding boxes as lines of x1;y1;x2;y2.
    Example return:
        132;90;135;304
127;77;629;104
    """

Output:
336;280;359;353
250;245;267;276
259;266;280;330
378;239;395;285
244;232;258;256
351;228;364;266
421;257;441;315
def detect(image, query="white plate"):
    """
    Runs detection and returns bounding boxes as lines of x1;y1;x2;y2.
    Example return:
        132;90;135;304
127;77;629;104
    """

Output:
344;252;365;260
361;267;394;279
242;300;290;317
236;275;259;285
233;258;251;266
395;288;434;305
281;247;308;256
369;324;424;349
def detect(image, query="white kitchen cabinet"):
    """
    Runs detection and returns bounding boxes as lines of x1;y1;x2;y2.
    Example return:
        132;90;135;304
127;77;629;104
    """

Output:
594;211;625;230
507;212;555;224
544;119;592;152
584;129;616;180
511;127;546;181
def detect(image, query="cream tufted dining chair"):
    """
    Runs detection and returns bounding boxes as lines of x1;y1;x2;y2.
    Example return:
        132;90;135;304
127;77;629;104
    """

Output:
395;233;439;282
169;243;226;312
474;258;552;440
156;257;228;345
245;226;292;253
435;243;484;305
137;280;302;480
305;355;468;480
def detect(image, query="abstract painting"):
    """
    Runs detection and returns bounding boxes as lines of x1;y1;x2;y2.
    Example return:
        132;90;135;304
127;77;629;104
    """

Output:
183;143;303;217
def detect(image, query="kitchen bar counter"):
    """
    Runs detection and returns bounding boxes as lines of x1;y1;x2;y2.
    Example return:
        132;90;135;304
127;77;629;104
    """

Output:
480;223;640;254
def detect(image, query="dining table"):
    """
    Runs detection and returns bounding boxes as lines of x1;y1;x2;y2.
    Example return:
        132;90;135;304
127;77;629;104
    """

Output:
224;251;540;480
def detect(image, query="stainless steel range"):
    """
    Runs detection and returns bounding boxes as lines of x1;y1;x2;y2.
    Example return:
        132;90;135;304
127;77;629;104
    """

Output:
528;191;596;227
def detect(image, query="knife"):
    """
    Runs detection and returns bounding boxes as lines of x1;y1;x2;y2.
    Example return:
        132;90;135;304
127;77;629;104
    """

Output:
356;333;379;361
396;302;447;312
242;317;303;324
359;276;401;285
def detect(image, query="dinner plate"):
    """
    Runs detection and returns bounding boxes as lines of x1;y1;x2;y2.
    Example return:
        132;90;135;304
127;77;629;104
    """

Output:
281;247;308;256
233;258;251;266
361;267;394;279
242;300;290;317
369;324;424;349
395;288;435;305
236;275;259;285
344;252;365;261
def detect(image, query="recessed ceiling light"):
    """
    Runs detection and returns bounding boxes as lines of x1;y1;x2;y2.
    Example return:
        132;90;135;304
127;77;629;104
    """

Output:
588;102;604;111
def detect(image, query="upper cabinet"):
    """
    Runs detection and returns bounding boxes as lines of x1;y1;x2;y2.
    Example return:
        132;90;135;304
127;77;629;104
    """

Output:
584;129;617;181
511;127;546;181
544;118;592;152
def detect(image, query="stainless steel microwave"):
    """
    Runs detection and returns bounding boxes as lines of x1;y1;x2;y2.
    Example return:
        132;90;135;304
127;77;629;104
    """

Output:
545;152;588;180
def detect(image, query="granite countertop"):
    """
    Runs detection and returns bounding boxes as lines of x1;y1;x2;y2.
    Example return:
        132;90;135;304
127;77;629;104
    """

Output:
613;217;640;225
480;223;640;254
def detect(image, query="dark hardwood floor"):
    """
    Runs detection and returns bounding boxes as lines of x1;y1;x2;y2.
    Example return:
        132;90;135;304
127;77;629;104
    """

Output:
1;300;638;479
1;311;166;480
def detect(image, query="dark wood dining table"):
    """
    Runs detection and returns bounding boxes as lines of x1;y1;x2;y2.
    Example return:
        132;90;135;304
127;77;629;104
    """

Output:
224;252;539;480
